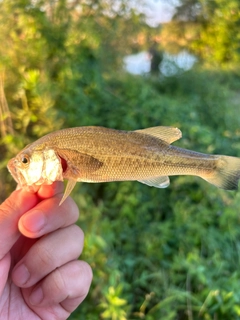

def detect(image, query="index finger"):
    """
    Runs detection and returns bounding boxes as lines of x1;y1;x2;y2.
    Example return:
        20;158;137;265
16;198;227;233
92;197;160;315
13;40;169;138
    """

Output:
0;189;38;260
0;182;64;260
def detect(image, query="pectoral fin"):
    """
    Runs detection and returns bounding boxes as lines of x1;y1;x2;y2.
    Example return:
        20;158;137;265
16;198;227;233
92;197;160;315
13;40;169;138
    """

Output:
59;179;77;206
138;176;170;188
57;150;103;205
57;149;103;179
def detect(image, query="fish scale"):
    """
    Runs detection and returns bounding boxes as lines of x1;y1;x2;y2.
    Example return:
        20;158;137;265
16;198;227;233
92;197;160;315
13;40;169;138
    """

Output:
7;126;240;205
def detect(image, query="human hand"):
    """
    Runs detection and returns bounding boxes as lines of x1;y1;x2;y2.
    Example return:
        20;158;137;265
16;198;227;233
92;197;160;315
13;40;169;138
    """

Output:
0;182;92;320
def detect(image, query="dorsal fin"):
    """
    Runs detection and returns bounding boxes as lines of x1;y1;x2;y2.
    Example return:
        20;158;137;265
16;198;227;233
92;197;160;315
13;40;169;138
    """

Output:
135;126;182;144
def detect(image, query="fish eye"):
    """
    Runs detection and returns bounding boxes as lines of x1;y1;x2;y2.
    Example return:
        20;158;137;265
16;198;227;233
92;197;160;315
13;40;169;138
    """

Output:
21;154;30;165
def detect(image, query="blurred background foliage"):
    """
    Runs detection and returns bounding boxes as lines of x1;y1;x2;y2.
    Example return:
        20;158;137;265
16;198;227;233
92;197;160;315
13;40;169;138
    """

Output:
1;0;240;319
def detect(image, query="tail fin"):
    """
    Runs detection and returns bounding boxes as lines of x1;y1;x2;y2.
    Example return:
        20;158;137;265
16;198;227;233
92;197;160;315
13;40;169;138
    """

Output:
203;155;240;190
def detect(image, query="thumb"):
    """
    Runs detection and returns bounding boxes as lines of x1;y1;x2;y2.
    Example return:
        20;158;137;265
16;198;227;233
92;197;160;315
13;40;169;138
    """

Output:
0;189;39;260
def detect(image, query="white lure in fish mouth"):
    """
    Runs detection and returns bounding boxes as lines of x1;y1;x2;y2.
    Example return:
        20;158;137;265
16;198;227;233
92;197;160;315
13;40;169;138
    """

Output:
7;149;64;189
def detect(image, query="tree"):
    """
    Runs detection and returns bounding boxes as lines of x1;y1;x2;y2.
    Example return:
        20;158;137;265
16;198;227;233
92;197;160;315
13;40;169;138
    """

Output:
161;0;240;65
0;0;147;201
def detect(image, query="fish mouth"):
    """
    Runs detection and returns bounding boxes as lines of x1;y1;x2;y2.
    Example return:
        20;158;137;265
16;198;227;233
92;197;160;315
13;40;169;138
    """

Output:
7;157;26;187
7;158;19;181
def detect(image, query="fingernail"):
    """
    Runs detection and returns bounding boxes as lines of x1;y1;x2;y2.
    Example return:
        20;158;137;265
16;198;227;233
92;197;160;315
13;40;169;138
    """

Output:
30;286;43;305
22;210;46;233
13;263;30;285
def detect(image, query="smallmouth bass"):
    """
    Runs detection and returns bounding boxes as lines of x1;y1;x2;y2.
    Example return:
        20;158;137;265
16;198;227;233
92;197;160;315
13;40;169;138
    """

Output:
7;126;240;205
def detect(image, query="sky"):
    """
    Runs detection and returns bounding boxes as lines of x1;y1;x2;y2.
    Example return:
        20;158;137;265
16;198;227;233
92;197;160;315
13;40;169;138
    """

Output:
143;0;176;26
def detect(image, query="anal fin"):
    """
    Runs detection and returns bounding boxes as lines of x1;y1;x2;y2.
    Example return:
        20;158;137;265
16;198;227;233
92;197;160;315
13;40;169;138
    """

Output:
138;176;170;188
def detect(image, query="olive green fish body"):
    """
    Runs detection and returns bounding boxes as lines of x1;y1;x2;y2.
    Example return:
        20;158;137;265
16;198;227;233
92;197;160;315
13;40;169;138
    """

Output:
7;126;240;205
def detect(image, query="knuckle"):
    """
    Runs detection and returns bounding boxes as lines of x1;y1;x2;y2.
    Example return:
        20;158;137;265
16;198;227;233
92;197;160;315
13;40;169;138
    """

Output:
52;267;67;293
35;242;54;268
0;196;19;218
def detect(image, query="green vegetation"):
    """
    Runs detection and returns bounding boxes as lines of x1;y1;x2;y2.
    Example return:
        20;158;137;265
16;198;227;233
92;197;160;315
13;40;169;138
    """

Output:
1;0;240;319
162;0;240;65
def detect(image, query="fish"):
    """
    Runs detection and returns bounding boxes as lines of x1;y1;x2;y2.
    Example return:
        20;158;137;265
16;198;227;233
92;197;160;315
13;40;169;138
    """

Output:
7;126;240;205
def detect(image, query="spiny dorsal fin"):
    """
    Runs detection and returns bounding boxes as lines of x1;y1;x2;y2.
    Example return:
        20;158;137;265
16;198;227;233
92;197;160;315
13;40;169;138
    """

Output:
135;126;182;144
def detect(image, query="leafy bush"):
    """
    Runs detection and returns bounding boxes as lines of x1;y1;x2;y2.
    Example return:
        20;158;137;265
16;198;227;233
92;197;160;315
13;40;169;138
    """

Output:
66;69;240;320
1;1;240;319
